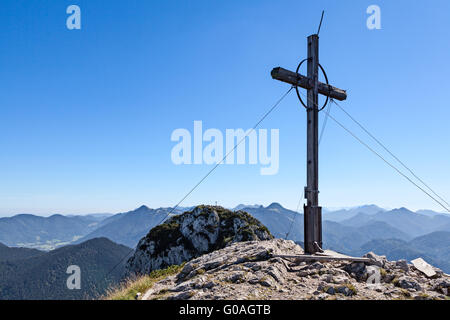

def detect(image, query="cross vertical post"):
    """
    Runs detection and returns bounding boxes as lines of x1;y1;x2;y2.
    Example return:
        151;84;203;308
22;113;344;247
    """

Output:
270;33;347;255
304;34;322;254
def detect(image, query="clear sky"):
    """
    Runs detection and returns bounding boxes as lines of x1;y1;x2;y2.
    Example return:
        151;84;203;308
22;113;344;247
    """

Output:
1;0;449;216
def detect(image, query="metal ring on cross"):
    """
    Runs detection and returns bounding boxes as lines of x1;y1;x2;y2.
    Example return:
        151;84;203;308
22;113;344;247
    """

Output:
295;58;330;111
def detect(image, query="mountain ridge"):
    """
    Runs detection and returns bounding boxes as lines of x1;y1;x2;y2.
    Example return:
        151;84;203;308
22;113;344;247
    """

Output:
2;203;449;273
0;238;132;300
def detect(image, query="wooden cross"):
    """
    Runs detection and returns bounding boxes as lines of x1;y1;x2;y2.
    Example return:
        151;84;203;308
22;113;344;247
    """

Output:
271;34;347;254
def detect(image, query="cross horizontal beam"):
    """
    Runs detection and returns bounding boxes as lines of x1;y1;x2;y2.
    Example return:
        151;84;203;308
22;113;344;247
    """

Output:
271;67;347;101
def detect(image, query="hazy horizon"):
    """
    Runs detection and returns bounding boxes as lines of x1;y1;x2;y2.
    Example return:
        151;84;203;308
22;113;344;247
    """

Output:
0;202;446;218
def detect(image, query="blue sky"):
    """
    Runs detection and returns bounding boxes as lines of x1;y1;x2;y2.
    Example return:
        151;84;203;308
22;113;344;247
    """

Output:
0;0;449;216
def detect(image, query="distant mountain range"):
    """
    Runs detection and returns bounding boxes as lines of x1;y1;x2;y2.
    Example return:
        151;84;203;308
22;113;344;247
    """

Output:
338;207;450;237
0;213;109;250
0;203;449;300
322;204;387;222
0;206;186;250
352;232;450;273
1;203;449;272
0;238;132;300
74;206;183;248
240;204;450;272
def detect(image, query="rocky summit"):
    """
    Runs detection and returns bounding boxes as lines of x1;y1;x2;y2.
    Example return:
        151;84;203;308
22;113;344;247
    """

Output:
126;206;273;275
137;239;450;300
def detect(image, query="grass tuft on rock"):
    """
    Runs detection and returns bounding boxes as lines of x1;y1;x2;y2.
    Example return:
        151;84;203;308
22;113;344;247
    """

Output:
104;263;184;300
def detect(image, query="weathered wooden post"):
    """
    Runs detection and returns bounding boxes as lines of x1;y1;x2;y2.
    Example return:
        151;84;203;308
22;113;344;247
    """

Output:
271;34;347;254
304;34;321;254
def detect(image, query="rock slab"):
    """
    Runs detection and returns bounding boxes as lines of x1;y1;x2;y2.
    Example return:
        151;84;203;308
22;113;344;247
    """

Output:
411;258;437;278
138;239;449;301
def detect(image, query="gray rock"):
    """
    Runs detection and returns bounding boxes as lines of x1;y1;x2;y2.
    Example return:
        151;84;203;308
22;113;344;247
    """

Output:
396;276;422;291
245;262;262;271
267;266;285;284
127;205;273;275
320;274;333;283
414;294;432;300
395;260;409;272
171;281;194;292
336;285;355;297
431;279;450;296
328;268;350;277
326;287;336;295
411;258;442;279
363;252;387;268
136;239;449;301
228;272;245;283
203;281;215;289
374;285;385;293
308;262;325;270
316;293;329;300
333;276;350;285
298;271;308;277
382;274;396;284
317;282;328;291
344;262;366;281
168;291;196;300
259;278;273;287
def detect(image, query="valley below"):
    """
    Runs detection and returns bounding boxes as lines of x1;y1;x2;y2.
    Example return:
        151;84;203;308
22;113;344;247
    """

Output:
0;203;449;300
